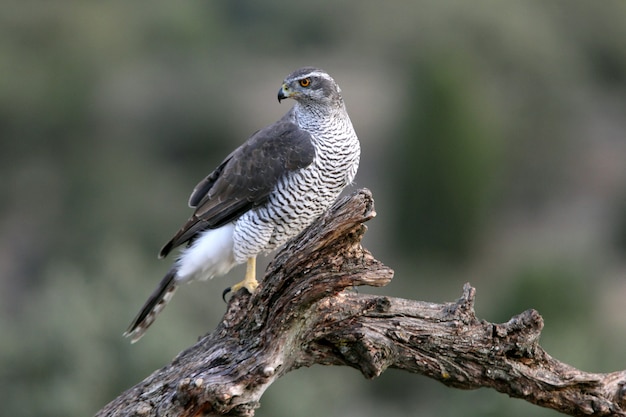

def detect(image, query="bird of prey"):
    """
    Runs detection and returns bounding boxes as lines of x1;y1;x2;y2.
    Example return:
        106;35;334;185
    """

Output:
124;67;360;342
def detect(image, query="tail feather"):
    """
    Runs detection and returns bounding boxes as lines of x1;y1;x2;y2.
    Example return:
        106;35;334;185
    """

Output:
124;269;178;343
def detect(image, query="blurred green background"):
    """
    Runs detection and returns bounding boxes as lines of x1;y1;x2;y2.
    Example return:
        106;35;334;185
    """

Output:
1;1;625;416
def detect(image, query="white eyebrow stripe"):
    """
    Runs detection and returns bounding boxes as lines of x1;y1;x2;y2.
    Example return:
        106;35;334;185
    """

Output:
288;69;333;83
305;71;332;80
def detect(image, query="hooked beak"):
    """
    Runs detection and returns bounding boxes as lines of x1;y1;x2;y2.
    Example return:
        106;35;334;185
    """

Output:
277;83;290;103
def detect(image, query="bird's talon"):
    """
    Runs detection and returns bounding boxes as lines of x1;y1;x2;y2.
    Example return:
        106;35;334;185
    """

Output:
223;277;258;302
222;287;232;303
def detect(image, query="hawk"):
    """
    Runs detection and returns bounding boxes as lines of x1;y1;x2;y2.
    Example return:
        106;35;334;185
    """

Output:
124;67;360;342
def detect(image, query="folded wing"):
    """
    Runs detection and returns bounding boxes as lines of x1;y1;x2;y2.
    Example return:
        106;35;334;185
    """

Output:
159;120;315;258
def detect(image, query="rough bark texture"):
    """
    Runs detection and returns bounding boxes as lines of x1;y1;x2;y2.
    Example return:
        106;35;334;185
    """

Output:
97;189;626;417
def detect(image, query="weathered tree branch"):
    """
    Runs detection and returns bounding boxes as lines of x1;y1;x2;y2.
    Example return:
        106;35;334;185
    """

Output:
97;189;626;417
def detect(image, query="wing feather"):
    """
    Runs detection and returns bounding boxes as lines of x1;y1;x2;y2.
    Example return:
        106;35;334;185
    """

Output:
159;118;315;258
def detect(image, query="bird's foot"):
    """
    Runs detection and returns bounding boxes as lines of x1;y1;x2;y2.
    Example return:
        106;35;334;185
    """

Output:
222;277;259;302
222;257;258;302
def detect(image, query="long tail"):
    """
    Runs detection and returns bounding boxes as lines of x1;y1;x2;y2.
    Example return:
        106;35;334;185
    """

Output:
124;268;178;343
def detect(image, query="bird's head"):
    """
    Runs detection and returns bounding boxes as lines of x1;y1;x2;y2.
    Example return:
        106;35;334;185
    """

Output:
278;67;343;106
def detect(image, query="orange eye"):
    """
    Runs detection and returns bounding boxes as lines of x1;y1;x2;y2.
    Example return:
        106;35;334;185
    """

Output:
299;78;311;87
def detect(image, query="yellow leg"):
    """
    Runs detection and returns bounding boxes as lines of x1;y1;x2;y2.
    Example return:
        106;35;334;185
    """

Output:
230;257;259;294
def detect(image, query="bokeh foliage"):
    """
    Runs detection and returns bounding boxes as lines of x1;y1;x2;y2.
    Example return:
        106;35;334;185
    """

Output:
390;55;500;260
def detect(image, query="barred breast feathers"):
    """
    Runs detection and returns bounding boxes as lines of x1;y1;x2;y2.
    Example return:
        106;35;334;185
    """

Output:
231;107;359;263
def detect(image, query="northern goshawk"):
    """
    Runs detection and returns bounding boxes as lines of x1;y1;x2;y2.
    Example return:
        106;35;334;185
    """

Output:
125;67;360;342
